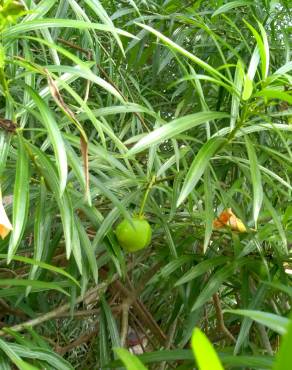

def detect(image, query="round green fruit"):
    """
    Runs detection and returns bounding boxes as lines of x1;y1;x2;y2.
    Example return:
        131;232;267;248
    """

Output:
115;216;152;252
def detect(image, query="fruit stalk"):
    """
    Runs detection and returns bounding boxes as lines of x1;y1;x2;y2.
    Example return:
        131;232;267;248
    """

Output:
139;175;156;218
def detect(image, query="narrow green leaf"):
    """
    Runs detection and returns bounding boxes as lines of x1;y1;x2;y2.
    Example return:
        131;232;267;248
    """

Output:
243;19;268;79
26;179;48;295
177;137;227;206
127;112;228;157
26;143;73;259
256;89;292;105
90;176;131;223
191;260;246;311
242;74;253;100
71;219;83;275
22;35;125;104
84;0;125;55
245;137;263;227
248;47;261;81
24;0;56;21
191;328;224;370
136;23;228;82
203;169;213;253
273;317;292;370
7;343;74;370
0;352;11;370
263;281;292;297
76;217;98;283
175;257;229;286
114;348;148;370
26;86;68;194
264;196;288;255
109;350;273;368
212;1;252;17
234;284;267;354
8;136;29;263
151;256;195;284
0;279;69;296
226;310;289;335
3;19;135;39
230;60;244;129
0;254;79;286
0;340;38;370
274;61;292;75
221;354;273;369
0;133;10;178
99;310;110;367
101;297;121;349
257;21;270;79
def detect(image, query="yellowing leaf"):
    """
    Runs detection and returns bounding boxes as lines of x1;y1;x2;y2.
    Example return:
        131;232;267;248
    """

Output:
213;208;247;233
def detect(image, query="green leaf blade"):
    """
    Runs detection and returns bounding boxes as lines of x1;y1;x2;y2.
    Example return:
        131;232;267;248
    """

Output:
191;328;224;370
177;137;227;207
8;136;29;263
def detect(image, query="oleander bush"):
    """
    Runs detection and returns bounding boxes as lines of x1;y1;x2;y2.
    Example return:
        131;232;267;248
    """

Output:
0;0;291;369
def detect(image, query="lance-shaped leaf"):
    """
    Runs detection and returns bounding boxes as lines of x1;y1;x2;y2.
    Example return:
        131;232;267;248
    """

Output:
192;328;224;370
226;310;289;335
8;136;29;263
127;112;228;157
27;143;73;260
245;137;263;227
26;86;68;195
114;348;148;370
177;137;227;206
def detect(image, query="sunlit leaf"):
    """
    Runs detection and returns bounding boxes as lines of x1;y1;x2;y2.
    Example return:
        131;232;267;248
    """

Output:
191;328;224;370
114;348;148;370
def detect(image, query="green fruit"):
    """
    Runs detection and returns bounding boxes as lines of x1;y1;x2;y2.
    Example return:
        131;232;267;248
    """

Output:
115;216;152;252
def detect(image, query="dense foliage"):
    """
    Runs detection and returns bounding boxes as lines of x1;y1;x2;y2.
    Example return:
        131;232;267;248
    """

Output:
0;0;291;369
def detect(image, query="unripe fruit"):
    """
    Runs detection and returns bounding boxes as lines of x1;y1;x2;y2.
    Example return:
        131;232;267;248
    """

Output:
115;216;152;252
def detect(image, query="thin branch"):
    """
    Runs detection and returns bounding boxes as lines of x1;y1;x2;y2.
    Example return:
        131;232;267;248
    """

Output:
130;321;147;353
212;293;236;343
56;325;99;355
57;38;89;55
0;273;119;337
114;280;167;345
0;299;27;319
120;300;130;347
129;310;156;350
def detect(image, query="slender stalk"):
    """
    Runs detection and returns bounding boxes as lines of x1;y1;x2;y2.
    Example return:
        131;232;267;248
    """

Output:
139;175;156;218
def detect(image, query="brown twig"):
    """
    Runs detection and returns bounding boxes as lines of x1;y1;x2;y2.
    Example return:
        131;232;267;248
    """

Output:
212;293;236;343
130;321;147;352
0;299;27;319
56;325;99;355
114;280;167;345
57;38;89;55
120;300;130;347
55;309;100;318
129;310;156;350
0;272;119;337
